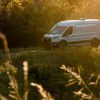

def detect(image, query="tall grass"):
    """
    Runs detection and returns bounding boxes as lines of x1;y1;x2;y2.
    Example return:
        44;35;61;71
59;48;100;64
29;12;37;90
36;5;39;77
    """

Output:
0;33;53;100
0;32;11;63
1;32;100;99
61;65;99;100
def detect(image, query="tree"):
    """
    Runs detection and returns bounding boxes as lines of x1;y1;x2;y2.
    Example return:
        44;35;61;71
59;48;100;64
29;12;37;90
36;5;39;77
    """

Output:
1;0;97;47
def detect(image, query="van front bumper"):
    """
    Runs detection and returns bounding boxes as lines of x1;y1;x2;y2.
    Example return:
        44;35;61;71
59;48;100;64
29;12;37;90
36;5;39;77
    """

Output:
43;37;58;48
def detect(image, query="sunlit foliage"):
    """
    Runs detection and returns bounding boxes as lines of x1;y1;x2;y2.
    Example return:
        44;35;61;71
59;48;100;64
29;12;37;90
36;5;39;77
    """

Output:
0;0;100;47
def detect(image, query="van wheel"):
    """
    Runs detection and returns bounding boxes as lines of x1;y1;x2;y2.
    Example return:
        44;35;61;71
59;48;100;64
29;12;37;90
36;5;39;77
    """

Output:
59;41;67;49
91;38;100;48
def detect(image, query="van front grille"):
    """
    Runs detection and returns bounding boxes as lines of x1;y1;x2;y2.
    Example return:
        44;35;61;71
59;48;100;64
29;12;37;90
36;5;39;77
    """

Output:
44;37;51;43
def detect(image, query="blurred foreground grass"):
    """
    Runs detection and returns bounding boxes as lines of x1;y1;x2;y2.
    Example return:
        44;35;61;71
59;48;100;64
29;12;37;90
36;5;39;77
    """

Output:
0;46;100;100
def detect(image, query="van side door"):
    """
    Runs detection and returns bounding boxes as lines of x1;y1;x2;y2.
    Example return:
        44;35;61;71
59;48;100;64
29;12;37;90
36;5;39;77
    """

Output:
61;26;76;42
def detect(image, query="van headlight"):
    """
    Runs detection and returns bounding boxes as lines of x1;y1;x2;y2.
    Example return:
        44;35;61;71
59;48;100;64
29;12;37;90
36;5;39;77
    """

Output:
43;37;51;42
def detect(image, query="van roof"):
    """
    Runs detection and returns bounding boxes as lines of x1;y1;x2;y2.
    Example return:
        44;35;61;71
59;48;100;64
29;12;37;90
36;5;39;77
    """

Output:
57;19;100;26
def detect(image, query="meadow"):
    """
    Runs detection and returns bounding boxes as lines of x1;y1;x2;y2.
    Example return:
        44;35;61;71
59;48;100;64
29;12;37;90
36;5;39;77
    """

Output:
0;0;100;100
0;46;100;100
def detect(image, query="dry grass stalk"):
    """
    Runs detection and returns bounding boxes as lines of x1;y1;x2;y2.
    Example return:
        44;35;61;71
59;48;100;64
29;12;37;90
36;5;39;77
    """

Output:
0;32;11;63
88;74;100;87
95;74;100;86
0;94;7;100
73;88;92;100
60;65;98;100
8;61;29;100
31;83;54;100
7;71;21;100
23;61;29;100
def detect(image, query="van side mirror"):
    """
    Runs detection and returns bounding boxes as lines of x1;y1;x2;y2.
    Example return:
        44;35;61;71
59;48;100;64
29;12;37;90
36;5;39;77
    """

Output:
62;34;68;37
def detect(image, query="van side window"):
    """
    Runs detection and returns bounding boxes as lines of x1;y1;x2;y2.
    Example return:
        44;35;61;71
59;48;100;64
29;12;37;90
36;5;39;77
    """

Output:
62;27;73;37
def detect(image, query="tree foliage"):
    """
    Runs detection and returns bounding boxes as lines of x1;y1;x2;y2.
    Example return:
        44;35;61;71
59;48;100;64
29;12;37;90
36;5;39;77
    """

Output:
0;0;99;47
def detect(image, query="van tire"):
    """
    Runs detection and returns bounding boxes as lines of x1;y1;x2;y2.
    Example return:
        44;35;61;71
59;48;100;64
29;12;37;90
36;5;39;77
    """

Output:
91;38;100;48
59;41;67;49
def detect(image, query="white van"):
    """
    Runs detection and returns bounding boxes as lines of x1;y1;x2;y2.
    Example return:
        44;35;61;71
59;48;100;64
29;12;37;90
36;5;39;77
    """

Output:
43;19;100;49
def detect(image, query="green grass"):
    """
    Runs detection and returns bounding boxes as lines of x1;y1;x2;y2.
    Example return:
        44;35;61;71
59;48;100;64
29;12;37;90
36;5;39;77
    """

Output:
1;46;100;100
12;46;100;72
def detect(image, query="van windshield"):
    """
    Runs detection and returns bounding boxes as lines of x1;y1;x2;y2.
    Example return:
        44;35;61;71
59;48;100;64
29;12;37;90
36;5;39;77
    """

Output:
48;26;67;34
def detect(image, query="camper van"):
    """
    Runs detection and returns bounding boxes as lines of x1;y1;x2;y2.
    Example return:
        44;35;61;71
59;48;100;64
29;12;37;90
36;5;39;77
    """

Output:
43;19;100;49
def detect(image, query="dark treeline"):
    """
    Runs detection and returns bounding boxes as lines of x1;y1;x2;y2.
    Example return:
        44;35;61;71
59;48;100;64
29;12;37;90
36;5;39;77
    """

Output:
0;0;99;47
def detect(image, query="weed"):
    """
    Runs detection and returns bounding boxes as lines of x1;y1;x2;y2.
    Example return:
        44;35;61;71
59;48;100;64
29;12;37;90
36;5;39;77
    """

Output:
60;65;100;100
